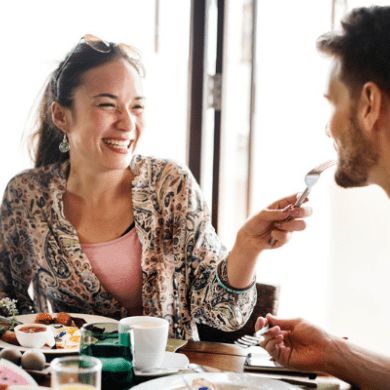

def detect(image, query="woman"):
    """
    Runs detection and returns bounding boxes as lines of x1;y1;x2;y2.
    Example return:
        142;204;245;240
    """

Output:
0;35;309;339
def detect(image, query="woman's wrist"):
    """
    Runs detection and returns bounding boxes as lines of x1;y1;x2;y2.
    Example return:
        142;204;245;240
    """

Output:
216;261;255;294
226;238;258;289
231;228;262;262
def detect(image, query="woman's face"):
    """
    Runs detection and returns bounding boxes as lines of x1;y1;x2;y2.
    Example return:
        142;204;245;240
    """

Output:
65;58;144;173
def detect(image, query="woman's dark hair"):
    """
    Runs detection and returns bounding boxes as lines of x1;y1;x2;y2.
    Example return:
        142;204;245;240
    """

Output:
317;6;390;99
32;38;144;168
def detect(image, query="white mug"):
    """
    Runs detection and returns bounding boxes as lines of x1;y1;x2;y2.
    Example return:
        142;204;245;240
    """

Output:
119;316;169;370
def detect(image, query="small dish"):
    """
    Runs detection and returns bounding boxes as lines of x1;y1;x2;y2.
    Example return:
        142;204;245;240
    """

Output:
14;323;55;349
134;352;189;377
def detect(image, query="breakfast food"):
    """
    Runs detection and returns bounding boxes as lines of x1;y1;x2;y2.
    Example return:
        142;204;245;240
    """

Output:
52;324;81;349
56;312;73;326
21;350;46;370
1;330;18;346
0;311;85;350
18;325;47;333
34;312;54;325
0;348;22;365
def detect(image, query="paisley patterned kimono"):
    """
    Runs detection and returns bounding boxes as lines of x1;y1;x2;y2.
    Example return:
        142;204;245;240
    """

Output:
0;155;256;339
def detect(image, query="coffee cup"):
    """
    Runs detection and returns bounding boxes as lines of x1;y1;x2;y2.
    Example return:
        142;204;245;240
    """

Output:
14;323;55;348
119;316;169;371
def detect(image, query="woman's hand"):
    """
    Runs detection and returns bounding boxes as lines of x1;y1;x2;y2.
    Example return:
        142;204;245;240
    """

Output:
227;194;311;288
237;194;311;254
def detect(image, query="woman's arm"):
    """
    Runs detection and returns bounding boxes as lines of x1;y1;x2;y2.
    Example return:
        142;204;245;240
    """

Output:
0;178;36;313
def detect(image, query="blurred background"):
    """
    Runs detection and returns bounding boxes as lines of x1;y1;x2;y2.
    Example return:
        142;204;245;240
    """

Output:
1;0;390;353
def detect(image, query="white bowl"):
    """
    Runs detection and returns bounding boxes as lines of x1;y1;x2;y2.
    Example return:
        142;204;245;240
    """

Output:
14;323;55;348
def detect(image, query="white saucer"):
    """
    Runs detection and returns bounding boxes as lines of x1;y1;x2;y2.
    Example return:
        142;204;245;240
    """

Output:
134;351;189;377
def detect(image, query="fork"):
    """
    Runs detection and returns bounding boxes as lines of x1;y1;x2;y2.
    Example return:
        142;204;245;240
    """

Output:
267;159;336;247
234;324;270;348
294;159;336;207
238;160;338;347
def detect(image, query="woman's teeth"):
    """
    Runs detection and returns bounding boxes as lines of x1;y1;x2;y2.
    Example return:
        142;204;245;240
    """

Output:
103;139;130;149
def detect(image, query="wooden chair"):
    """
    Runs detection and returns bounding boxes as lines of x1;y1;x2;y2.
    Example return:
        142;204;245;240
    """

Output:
197;282;280;343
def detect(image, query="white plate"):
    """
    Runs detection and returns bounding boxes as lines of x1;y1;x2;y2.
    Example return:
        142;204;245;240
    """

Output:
9;387;50;389
0;358;37;386
0;313;117;354
131;372;298;390
134;351;189;377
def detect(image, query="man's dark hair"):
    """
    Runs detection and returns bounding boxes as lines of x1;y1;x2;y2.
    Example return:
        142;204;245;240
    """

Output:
317;6;390;98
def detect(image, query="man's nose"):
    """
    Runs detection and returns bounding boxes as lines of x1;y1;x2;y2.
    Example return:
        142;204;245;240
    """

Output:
324;122;331;138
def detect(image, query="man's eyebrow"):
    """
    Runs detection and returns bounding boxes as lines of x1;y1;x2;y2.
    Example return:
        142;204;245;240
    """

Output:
92;93;146;100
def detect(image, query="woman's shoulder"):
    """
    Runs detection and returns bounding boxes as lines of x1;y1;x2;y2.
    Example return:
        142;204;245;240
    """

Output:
4;162;67;197
131;154;191;182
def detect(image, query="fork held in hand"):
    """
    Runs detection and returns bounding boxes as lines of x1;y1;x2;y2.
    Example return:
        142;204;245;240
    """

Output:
268;159;336;247
234;325;270;348
294;159;336;207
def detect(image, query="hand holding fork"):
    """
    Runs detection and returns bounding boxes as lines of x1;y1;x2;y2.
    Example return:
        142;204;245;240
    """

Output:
267;159;336;247
235;159;337;348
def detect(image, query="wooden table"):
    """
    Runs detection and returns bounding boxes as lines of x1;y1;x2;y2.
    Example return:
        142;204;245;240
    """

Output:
36;341;351;389
179;340;248;373
178;340;352;390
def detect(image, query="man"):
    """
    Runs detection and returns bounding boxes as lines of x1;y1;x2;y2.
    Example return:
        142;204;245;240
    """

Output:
256;6;390;389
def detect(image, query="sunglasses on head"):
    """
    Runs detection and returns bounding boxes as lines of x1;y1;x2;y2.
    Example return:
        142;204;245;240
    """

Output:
55;34;141;98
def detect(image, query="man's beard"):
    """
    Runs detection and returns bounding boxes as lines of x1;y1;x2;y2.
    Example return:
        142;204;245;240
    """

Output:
335;116;378;188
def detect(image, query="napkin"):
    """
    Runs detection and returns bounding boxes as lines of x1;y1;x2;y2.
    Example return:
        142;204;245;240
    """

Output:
166;338;188;352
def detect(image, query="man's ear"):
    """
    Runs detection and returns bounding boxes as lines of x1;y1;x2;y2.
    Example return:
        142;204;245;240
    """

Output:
51;101;70;133
358;82;382;133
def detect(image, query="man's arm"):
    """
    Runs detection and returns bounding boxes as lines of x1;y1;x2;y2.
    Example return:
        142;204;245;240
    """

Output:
325;337;390;389
256;314;390;390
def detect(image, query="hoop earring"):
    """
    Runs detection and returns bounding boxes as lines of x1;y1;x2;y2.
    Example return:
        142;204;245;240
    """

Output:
59;134;70;153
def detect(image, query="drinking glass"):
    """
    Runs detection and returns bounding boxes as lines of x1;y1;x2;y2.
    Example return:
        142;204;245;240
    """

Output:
80;322;134;389
51;355;102;390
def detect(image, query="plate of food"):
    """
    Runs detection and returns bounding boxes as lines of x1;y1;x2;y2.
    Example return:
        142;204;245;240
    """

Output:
131;372;298;390
0;312;117;354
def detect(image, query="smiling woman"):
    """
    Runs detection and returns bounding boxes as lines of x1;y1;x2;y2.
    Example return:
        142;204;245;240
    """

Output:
0;32;311;342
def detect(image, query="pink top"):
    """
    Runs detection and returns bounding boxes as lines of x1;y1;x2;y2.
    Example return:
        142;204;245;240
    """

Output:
81;227;143;315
